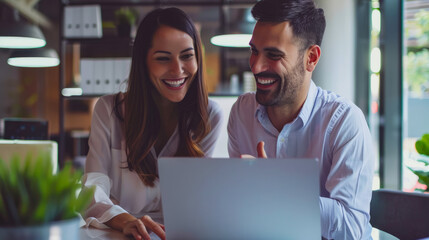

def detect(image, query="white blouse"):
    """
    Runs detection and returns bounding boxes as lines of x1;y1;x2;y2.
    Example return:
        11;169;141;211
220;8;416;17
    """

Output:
82;94;223;228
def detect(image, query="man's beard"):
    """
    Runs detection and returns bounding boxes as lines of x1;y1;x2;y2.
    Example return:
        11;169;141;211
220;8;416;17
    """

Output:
255;60;306;107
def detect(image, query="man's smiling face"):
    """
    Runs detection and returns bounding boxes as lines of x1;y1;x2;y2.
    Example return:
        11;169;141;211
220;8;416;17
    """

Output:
249;21;307;107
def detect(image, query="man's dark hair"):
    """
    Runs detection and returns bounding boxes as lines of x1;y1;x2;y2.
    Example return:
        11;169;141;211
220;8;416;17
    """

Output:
251;0;326;51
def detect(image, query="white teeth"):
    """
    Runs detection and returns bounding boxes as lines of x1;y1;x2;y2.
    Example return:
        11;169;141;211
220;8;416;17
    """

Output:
164;78;185;87
257;78;276;85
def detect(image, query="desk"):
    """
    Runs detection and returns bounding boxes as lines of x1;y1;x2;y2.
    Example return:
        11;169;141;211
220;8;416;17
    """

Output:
80;227;128;240
79;227;400;240
80;227;162;240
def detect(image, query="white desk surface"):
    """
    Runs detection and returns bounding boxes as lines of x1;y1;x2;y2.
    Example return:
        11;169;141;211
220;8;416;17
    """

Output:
80;227;162;240
79;227;400;240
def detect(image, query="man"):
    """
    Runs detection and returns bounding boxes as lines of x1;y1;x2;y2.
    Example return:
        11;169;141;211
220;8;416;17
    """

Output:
227;0;374;239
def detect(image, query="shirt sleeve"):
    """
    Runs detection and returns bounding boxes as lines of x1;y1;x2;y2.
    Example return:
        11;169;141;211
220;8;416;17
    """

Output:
320;105;374;239
81;96;128;228
200;99;223;157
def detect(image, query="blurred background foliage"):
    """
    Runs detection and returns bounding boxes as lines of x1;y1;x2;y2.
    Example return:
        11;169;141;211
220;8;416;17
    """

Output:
405;10;429;97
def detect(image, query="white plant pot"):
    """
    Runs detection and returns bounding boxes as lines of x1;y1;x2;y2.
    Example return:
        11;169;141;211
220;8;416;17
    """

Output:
0;217;80;240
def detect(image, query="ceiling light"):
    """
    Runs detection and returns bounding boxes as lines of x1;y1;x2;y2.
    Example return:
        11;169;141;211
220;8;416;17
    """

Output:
210;34;252;48
7;48;60;68
61;88;83;97
210;8;255;48
0;22;46;49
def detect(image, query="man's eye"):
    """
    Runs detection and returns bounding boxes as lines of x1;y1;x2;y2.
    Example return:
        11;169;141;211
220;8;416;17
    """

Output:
156;57;169;61
250;48;258;55
267;53;281;59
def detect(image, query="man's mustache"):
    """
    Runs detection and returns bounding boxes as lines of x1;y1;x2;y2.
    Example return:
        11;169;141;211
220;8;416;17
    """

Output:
254;72;281;80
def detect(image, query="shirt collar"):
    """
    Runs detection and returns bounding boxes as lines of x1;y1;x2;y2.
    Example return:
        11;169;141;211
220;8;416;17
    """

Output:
255;103;279;135
297;80;317;128
254;80;318;130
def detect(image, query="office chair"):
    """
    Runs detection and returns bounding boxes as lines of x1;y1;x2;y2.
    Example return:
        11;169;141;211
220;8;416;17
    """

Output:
370;189;429;240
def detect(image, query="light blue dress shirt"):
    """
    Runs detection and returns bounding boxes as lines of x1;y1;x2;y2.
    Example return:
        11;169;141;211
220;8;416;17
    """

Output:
228;81;374;240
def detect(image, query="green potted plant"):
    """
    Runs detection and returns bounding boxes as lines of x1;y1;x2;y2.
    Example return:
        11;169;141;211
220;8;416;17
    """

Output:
408;133;429;192
114;7;139;37
0;152;94;239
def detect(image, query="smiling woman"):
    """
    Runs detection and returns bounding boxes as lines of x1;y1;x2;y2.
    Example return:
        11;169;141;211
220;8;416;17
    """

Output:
79;7;223;240
146;25;198;103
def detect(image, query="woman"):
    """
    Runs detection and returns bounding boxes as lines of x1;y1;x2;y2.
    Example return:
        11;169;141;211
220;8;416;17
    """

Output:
81;8;222;240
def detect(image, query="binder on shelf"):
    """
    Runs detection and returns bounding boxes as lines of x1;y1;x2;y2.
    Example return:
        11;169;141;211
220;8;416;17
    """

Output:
113;58;131;93
113;59;122;94
63;6;82;38
122;58;131;93
102;59;114;94
82;5;102;38
79;58;131;96
63;6;72;37
80;59;94;95
64;5;102;38
93;60;104;95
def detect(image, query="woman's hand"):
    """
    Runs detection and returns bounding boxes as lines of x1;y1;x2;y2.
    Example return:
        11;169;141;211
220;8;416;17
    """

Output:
106;213;165;240
123;215;165;240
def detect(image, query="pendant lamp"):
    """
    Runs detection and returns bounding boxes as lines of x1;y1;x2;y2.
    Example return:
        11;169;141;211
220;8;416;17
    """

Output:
210;34;252;48
210;8;255;48
0;22;46;49
7;48;60;68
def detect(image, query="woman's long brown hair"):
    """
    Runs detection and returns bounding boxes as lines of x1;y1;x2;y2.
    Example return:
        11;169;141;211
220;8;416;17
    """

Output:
113;8;210;187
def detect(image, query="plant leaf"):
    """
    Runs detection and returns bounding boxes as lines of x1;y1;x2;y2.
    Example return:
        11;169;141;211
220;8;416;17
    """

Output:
417;158;429;166
0;152;94;226
75;185;95;214
416;133;429;156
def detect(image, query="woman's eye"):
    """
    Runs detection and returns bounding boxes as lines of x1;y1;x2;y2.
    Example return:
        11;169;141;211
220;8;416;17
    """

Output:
181;54;194;60
156;57;170;61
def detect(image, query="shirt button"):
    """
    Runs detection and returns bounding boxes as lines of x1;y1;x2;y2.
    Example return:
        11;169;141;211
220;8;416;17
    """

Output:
280;138;285;143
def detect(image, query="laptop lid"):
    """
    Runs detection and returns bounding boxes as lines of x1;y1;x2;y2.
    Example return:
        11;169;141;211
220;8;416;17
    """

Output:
158;157;321;240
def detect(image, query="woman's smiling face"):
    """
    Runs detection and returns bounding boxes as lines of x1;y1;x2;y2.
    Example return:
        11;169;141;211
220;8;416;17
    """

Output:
146;25;197;103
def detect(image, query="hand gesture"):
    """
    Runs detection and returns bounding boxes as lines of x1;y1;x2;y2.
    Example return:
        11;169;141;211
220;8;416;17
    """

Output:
240;141;267;158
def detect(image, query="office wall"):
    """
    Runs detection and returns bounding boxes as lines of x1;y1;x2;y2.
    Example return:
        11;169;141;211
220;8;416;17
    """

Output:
210;96;237;158
313;0;356;103
0;51;20;119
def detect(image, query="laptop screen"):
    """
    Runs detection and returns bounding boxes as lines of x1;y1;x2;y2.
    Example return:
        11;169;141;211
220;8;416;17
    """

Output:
158;157;321;240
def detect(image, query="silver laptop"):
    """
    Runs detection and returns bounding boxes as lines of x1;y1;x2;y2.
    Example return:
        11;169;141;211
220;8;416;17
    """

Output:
158;157;321;240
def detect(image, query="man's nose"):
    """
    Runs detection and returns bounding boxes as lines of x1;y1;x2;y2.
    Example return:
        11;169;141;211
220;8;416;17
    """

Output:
250;55;268;74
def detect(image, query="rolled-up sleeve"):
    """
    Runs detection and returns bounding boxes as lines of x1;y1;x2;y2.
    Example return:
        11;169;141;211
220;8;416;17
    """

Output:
320;105;374;239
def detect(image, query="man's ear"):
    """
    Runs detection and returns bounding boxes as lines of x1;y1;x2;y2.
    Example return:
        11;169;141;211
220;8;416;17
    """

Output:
305;45;321;72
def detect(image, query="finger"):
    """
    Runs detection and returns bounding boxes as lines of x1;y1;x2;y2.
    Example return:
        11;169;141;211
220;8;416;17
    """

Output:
127;228;142;240
133;219;151;240
150;224;166;240
257;141;268;158
141;216;166;240
240;154;256;158
159;223;165;231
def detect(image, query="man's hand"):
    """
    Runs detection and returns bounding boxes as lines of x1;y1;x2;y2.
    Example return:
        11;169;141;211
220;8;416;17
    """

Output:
240;141;267;158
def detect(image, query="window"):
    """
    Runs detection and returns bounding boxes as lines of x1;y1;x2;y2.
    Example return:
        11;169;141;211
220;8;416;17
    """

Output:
402;0;429;192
